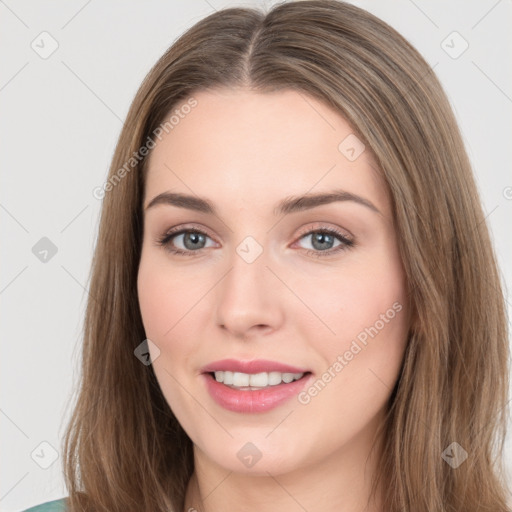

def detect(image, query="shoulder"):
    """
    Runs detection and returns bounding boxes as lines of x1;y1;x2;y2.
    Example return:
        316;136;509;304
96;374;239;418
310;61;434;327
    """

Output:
21;497;68;512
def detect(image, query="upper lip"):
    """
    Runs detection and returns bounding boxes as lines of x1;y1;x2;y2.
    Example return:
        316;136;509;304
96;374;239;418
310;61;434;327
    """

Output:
201;359;310;374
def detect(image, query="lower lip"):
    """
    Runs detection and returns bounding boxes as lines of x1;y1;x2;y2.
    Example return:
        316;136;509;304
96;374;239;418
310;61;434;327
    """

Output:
202;372;312;413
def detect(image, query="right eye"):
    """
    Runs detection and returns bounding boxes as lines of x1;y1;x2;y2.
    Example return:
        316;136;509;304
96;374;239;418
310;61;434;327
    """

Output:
157;227;216;256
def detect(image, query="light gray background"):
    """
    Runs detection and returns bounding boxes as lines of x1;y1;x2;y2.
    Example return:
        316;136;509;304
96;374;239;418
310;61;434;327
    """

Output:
1;1;511;510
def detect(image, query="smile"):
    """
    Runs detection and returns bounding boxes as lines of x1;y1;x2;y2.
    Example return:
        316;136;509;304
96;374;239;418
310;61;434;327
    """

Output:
202;369;312;413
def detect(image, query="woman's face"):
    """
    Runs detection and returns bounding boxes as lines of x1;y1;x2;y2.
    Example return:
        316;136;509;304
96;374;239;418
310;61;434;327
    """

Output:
137;88;411;476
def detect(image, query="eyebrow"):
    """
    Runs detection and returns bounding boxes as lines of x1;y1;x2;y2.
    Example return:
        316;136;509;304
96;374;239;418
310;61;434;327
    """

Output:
144;188;381;216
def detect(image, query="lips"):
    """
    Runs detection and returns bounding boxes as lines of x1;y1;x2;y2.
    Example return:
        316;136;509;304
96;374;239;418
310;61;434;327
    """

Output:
200;358;313;413
201;358;310;374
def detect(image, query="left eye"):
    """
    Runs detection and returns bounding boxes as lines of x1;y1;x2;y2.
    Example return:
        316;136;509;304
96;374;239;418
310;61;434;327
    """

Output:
157;227;354;257
297;230;342;251
293;228;355;257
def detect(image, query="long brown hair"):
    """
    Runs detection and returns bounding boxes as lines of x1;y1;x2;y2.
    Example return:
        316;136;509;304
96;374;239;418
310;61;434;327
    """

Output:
62;1;511;510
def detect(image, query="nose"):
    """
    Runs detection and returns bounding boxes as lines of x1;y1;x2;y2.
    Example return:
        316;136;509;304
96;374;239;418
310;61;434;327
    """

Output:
214;241;285;340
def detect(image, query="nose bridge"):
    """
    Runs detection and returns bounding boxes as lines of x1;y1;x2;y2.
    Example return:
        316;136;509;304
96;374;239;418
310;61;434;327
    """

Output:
215;231;284;337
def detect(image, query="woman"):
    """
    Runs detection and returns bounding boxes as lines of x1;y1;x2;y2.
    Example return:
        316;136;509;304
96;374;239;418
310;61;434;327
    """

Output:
23;0;511;511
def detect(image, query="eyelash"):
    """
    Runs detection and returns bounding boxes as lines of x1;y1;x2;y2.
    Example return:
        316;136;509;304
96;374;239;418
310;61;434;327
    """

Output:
156;224;355;258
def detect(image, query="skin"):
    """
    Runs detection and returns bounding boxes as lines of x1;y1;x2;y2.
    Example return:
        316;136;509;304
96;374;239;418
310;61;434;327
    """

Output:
137;88;411;512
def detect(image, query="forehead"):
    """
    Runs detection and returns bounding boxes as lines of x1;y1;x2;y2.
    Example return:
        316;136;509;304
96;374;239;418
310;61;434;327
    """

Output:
144;88;389;218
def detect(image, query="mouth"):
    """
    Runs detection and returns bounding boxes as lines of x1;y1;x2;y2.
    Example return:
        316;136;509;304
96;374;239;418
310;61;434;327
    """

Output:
201;363;314;413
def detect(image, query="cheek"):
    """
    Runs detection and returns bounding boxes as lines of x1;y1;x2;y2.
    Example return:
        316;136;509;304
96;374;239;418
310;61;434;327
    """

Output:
137;250;215;378
137;252;193;375
335;269;406;336
293;241;409;394
293;250;407;352
137;253;201;418
295;247;409;421
137;249;200;340
137;258;171;340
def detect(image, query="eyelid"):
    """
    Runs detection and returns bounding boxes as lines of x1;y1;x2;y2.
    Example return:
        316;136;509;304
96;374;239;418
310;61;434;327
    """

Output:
294;221;353;241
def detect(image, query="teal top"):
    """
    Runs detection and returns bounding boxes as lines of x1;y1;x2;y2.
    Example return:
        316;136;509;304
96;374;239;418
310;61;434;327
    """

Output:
21;498;67;512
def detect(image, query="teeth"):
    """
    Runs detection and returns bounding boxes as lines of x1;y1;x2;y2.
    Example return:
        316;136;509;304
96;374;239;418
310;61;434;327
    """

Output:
268;371;282;385
213;370;304;388
247;372;268;387
233;372;249;387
